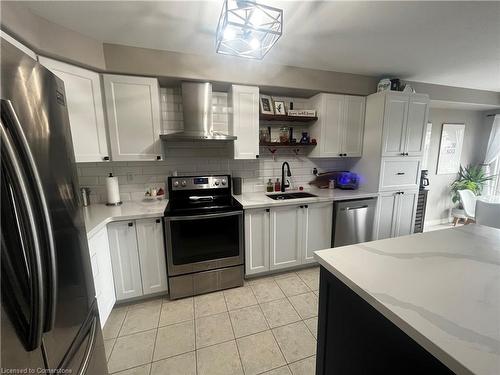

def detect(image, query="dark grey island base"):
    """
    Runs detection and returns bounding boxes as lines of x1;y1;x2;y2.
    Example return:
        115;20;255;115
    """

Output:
316;266;454;375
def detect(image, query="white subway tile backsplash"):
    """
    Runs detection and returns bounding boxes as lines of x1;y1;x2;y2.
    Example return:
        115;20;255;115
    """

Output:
76;88;350;203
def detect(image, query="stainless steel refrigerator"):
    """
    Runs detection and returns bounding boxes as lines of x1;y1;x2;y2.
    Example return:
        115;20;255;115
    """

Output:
1;38;108;373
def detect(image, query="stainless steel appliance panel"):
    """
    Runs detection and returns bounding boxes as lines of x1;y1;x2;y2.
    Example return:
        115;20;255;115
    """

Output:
1;38;107;374
168;266;244;300
165;211;244;276
333;198;376;247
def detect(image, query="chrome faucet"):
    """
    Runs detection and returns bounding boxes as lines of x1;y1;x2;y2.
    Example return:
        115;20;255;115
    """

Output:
281;162;292;192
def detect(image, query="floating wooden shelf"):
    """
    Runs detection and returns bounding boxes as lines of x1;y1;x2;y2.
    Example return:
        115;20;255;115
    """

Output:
259;114;318;123
259;142;317;147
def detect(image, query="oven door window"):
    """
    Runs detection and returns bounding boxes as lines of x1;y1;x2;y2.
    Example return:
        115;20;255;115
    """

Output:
169;214;241;265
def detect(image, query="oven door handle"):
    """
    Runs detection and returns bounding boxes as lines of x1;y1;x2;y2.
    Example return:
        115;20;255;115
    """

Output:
166;210;243;221
189;196;214;201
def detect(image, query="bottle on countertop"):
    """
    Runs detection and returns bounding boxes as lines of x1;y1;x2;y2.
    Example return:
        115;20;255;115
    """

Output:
266;179;274;192
274;178;281;192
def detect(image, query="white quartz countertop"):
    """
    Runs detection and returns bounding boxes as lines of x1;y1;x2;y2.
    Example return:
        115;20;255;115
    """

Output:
83;188;377;237
83;199;168;238
314;225;500;375
233;188;378;209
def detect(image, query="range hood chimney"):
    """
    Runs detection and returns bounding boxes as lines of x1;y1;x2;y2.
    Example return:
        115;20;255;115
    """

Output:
161;82;236;141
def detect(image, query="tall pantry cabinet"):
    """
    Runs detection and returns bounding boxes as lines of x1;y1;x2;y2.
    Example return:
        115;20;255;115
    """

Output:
352;91;429;240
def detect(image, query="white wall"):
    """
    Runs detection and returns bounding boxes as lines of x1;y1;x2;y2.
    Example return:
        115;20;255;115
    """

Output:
424;108;487;224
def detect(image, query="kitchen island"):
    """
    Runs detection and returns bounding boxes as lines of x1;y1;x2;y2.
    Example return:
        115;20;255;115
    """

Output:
314;225;500;375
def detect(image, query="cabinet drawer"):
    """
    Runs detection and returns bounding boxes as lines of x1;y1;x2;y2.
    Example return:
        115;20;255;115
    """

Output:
379;158;421;191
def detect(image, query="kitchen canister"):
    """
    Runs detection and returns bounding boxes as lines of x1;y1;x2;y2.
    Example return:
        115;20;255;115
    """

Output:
105;173;122;206
232;177;242;195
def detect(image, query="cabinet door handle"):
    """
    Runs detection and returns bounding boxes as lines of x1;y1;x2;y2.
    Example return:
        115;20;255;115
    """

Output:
396;172;405;175
156;155;161;160
266;208;270;212
103;156;110;161
299;205;304;208
155;219;161;224
304;205;308;208
338;153;343;157
128;222;134;227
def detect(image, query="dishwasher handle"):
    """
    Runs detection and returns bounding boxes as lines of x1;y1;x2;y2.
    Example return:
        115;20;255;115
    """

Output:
345;205;369;211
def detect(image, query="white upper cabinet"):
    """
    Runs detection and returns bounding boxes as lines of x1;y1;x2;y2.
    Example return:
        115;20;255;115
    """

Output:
229;85;259;159
103;74;162;161
302;202;333;263
309;93;366;158
135;218;168;295
39;57;109;162
404;94;429;156
381;92;429;157
342;95;366;157
382;92;409;157
244;208;270;275
270;205;302;270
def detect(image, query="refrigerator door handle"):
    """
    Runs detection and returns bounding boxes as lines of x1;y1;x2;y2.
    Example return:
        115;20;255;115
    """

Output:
2;100;57;332
0;118;45;350
77;316;97;375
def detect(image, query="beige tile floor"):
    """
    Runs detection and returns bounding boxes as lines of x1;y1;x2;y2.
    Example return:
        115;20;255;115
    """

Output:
103;266;320;375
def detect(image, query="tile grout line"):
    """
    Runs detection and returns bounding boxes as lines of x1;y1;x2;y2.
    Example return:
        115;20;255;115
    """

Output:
222;289;246;375
192;297;198;375
256;302;289;372
106;306;131;363
148;301;163;375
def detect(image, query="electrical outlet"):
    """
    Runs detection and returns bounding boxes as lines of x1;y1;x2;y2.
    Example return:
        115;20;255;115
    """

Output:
127;173;134;182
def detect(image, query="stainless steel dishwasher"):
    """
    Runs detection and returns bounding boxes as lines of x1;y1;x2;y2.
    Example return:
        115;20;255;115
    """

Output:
333;198;376;247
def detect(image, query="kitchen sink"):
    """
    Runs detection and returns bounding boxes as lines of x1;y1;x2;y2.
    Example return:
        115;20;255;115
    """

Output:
266;192;318;200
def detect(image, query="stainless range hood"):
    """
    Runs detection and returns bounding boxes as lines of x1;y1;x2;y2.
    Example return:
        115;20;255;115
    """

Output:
161;82;237;141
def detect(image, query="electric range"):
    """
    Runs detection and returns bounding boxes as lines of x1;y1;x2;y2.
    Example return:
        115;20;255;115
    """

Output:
163;175;244;299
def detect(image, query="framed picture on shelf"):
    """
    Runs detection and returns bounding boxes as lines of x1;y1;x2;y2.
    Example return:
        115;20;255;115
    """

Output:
274;100;286;115
259;95;274;115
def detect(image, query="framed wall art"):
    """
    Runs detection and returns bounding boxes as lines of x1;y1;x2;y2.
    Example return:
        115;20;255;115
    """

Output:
436;123;465;174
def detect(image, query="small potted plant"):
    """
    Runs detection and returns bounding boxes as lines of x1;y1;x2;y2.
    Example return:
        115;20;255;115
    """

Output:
450;164;494;208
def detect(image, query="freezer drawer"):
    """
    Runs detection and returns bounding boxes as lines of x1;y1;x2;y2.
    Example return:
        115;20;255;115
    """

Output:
333;198;376;247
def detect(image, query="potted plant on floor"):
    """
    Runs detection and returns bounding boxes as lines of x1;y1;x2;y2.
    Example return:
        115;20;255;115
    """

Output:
450;164;494;208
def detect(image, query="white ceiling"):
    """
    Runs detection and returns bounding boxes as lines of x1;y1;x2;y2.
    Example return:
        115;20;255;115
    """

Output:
22;1;500;92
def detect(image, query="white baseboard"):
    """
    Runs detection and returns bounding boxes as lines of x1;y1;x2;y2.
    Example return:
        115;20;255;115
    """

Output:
424;218;452;227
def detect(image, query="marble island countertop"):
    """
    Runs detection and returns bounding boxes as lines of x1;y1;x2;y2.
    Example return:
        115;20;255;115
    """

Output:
314;225;500;375
233;187;378;209
83;199;168;238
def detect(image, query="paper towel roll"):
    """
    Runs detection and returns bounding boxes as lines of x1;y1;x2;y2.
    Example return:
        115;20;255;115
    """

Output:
106;173;122;205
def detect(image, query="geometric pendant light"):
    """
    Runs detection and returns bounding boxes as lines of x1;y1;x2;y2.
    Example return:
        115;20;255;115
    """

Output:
216;0;283;59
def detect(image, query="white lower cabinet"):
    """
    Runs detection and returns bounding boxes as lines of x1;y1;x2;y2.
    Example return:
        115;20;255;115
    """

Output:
244;208;270;275
376;190;418;240
270;205;302;270
108;218;168;301
135;218;168;295
108;221;143;300
245;202;333;275
88;226;115;327
302;202;333;263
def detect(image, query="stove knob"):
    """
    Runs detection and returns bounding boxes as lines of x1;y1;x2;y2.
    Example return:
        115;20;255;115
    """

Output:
181;180;187;187
221;179;227;185
214;180;220;186
173;181;179;187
